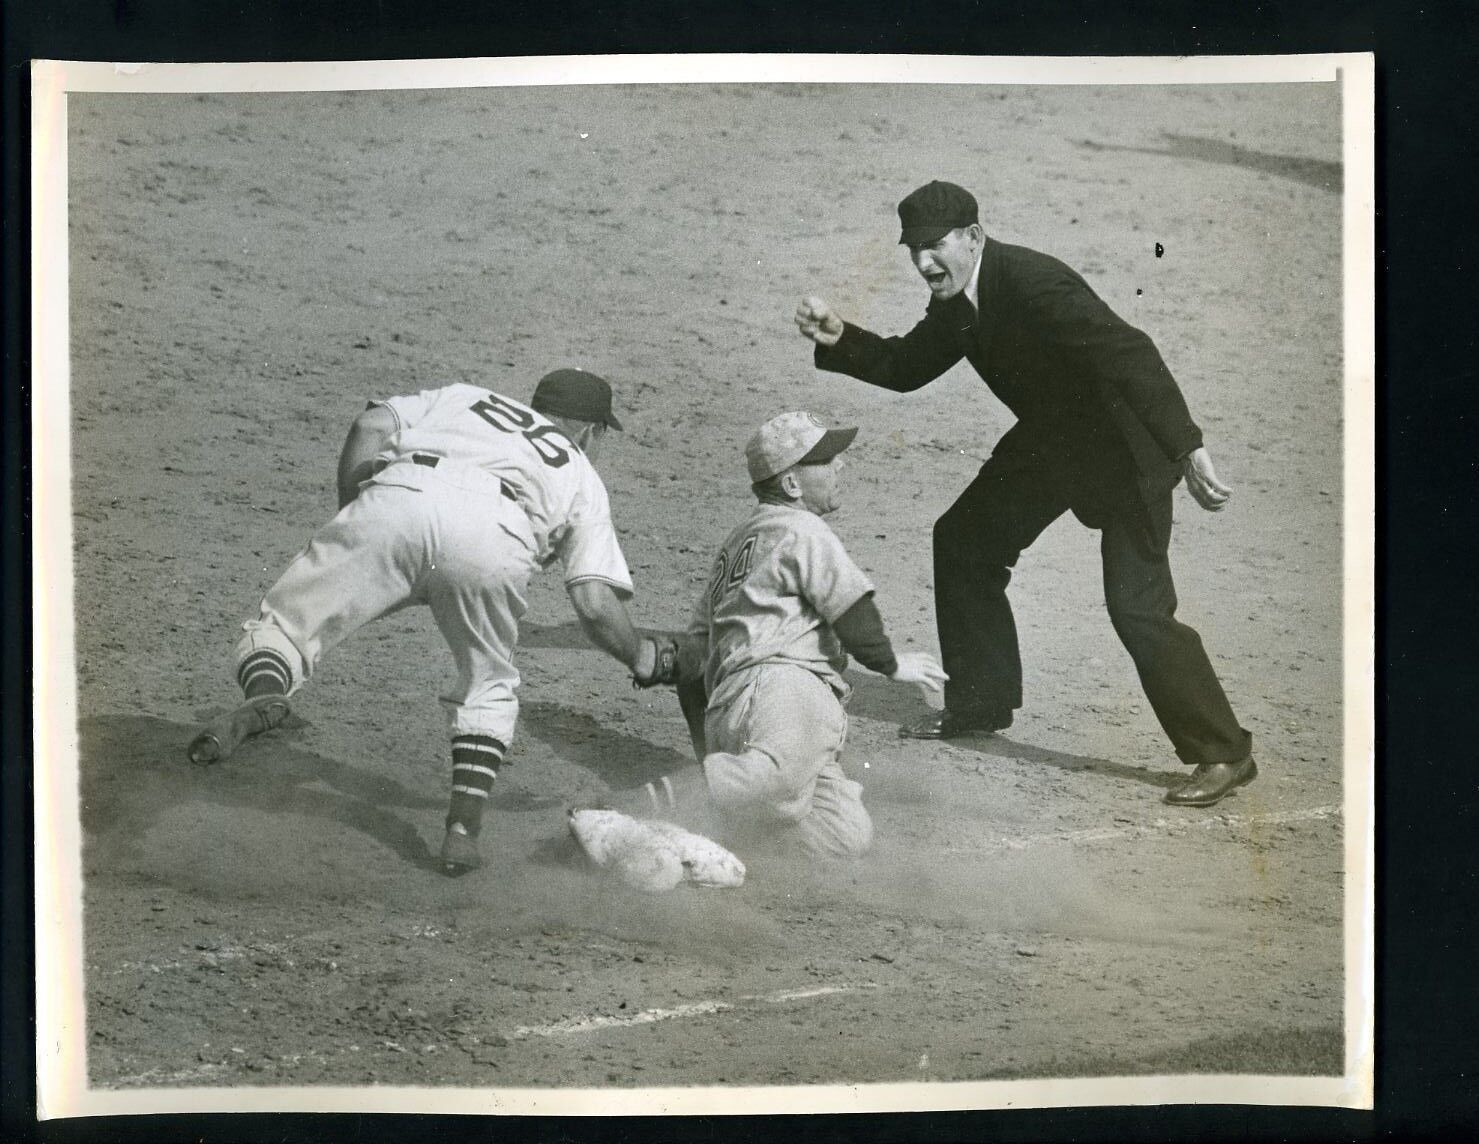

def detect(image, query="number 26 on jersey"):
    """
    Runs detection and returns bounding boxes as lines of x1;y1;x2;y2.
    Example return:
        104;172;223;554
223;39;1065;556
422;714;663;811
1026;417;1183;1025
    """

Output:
470;394;572;468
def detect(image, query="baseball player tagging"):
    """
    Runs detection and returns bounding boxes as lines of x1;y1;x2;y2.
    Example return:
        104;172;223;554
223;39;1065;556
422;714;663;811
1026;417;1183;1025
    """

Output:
189;368;673;875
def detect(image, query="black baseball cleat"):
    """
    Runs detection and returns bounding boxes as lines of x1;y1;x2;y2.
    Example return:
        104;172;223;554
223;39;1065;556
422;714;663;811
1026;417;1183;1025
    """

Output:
1163;757;1258;807
900;707;1013;740
187;695;292;765
439;824;482;876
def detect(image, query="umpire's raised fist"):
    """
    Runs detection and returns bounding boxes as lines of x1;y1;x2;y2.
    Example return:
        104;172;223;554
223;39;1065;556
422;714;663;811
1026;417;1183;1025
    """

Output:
795;296;844;347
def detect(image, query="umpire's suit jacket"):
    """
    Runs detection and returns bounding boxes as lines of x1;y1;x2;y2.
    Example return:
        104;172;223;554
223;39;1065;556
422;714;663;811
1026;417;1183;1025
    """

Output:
815;236;1205;551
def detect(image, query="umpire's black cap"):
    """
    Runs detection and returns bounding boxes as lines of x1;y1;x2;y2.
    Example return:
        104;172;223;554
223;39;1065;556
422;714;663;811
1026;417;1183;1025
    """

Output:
897;180;979;245
532;368;623;430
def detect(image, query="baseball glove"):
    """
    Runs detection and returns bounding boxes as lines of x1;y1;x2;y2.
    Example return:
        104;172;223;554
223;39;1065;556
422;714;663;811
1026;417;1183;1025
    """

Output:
631;634;682;689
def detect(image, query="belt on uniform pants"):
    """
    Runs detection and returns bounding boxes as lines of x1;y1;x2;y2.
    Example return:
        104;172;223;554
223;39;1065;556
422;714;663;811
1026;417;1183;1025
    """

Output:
410;454;517;502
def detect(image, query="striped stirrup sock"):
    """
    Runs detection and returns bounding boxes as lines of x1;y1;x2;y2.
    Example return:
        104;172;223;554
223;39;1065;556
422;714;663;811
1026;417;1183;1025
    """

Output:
238;647;291;699
447;734;506;837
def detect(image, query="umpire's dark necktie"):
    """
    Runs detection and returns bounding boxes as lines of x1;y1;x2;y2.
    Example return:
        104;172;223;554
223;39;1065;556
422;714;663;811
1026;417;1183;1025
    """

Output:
955;295;979;349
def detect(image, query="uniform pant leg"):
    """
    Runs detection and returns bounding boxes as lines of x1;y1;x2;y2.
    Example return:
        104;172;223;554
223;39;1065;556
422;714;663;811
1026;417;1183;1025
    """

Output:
239;483;428;690
702;666;871;857
420;488;537;749
799;760;873;858
934;442;1070;716
1100;493;1253;766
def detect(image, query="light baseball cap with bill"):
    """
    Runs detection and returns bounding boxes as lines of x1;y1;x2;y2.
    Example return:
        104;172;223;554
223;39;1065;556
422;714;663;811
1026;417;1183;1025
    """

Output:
746;411;858;483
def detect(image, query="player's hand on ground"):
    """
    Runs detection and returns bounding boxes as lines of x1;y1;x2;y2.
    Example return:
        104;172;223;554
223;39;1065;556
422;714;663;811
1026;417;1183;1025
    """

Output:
890;651;948;694
795;296;844;347
1181;446;1232;512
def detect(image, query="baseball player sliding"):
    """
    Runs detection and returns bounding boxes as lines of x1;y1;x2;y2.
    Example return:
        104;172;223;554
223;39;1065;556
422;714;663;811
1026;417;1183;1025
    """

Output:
579;411;946;872
187;369;679;876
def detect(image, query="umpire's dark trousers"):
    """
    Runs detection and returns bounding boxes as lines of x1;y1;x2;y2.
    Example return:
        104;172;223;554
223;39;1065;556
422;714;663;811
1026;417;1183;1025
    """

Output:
933;442;1252;768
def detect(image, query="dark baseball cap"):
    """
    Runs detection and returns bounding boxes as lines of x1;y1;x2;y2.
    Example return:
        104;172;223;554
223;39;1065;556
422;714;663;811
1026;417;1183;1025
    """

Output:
897;180;979;245
531;368;623;430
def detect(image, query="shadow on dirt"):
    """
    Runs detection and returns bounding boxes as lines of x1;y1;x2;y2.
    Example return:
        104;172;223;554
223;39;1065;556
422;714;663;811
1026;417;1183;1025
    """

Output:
520;620;597;650
1080;133;1341;193
520;700;696;788
847;675;1179;791
79;714;450;874
528;827;591;871
947;732;1183;791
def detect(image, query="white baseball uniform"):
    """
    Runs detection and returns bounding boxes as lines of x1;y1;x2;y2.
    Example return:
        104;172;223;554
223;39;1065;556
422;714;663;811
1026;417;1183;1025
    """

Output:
234;382;632;750
686;502;875;857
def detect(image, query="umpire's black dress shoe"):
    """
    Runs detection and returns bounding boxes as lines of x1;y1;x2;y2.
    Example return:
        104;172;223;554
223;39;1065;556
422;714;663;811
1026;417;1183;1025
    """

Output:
900;707;1013;739
1163;757;1258;807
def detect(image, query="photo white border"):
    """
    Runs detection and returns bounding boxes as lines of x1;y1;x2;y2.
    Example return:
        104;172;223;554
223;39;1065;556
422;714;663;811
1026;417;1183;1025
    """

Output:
32;51;1375;1119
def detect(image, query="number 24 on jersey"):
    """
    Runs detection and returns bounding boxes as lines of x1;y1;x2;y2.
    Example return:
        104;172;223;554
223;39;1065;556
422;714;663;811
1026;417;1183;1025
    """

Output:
708;535;757;606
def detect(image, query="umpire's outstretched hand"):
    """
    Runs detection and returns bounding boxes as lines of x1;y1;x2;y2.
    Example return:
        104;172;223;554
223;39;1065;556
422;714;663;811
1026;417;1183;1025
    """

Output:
1182;446;1233;512
795;296;844;347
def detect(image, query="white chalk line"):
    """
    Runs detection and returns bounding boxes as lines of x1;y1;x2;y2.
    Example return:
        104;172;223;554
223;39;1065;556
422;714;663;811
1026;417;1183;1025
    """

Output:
101;810;1340;1079
942;802;1342;855
100;806;1338;1076
510;982;881;1040
106;1061;232;1088
104;986;885;1083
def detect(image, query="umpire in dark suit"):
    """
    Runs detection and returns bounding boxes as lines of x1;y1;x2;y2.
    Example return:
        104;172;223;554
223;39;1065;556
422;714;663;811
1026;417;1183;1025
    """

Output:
795;180;1254;807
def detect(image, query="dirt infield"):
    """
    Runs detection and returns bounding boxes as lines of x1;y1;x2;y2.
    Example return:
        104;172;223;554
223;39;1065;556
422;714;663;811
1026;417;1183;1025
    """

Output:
66;79;1349;1092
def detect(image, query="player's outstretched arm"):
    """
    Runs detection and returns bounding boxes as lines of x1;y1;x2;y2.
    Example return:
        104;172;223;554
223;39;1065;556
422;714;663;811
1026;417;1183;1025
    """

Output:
832;593;947;695
567;579;642;669
336;404;397;508
567;580;681;688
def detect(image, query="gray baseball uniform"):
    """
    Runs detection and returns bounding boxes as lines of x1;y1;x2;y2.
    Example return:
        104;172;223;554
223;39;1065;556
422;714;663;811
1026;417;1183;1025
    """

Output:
685;502;875;857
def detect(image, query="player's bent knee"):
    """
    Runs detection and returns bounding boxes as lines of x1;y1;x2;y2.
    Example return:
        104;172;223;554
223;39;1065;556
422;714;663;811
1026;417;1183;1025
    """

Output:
802;773;872;856
706;757;817;825
710;781;808;825
704;751;767;803
799;806;873;858
837;821;873;858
